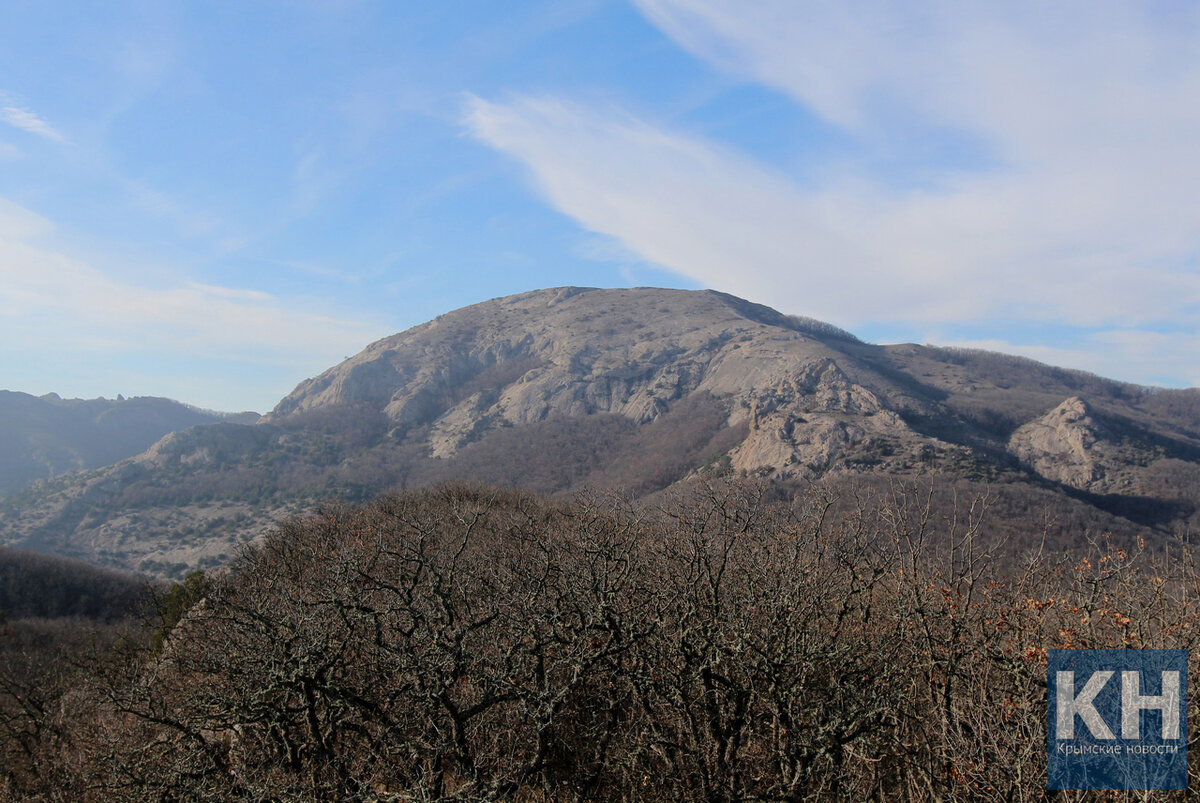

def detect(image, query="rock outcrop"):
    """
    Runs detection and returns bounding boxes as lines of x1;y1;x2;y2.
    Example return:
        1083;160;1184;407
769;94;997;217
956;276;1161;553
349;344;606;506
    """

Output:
1008;396;1164;492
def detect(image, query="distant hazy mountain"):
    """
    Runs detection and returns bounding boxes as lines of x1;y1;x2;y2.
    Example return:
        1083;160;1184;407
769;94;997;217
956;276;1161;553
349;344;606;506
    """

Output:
3;287;1198;578
0;391;259;497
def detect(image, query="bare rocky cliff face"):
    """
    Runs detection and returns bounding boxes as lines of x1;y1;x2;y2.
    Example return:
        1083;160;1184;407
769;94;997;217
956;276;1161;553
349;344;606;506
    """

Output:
1009;397;1112;489
3;287;1199;577
266;287;958;477
1007;395;1198;497
270;287;770;432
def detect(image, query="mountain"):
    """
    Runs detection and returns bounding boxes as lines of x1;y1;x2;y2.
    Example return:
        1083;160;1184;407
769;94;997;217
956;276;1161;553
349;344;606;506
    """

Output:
2;287;1198;577
0;391;259;498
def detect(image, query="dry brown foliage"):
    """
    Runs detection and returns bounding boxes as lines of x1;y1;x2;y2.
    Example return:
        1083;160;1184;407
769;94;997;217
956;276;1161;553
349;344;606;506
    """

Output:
3;480;1199;801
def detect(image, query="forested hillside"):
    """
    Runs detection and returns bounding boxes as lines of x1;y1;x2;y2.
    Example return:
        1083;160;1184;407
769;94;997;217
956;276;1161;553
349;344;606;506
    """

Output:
0;545;147;621
2;481;1199;800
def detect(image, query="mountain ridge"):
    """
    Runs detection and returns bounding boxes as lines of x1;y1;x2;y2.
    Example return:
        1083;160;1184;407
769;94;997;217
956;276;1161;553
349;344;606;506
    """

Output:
0;391;259;499
2;287;1198;577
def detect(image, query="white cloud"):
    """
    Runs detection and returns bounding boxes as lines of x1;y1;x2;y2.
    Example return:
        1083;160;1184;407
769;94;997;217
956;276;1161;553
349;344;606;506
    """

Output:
465;2;1200;385
1;104;67;143
0;199;387;405
466;95;856;307
467;94;1200;326
0;240;377;357
0;198;55;240
632;2;1200;153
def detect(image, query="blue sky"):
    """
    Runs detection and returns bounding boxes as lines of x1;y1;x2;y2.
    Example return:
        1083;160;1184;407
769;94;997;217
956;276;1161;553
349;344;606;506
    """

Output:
2;1;1198;412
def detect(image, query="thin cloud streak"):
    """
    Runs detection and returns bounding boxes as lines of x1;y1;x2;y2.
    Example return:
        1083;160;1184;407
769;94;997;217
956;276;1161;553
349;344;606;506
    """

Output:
0;198;387;407
0;239;378;356
1;104;67;143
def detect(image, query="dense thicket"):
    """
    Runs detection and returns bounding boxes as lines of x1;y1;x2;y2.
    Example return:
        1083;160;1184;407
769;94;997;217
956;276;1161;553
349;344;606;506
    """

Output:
2;481;1199;801
0;547;147;622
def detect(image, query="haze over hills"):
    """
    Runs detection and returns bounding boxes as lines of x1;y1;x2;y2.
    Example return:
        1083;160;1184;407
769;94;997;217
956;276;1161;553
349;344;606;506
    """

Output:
0;391;259;498
2;287;1198;578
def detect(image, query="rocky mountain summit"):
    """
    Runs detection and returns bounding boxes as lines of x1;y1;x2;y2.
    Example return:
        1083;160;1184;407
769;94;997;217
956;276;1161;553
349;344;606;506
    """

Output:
3;287;1199;577
268;287;955;475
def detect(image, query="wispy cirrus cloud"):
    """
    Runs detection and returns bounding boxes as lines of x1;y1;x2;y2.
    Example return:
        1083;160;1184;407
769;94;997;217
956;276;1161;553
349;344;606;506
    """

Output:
0;198;387;410
0;206;378;357
0;101;67;143
465;1;1200;386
